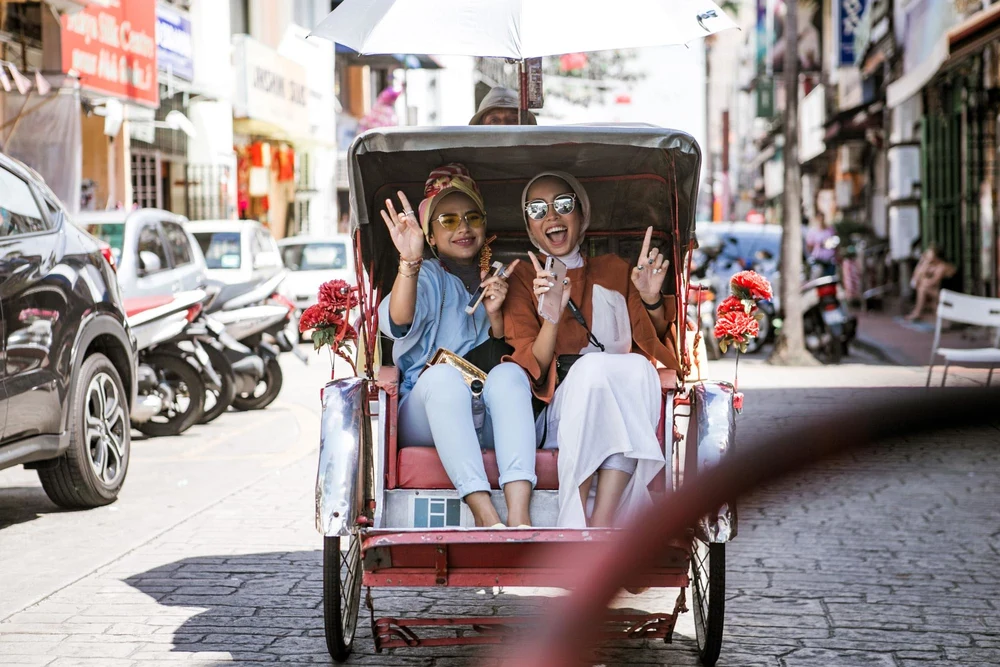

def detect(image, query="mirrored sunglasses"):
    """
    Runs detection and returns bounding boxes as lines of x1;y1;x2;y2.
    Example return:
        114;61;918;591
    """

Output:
434;211;486;231
524;193;577;221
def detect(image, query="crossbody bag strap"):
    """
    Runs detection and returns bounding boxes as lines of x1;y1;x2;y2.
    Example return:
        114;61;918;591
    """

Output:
567;299;605;352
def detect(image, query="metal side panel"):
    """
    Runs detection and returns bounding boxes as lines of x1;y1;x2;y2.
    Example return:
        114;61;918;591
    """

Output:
316;377;367;536
691;381;737;543
382;489;561;529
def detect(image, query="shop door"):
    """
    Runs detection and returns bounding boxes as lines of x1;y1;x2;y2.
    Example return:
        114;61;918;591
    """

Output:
131;151;163;210
922;74;988;295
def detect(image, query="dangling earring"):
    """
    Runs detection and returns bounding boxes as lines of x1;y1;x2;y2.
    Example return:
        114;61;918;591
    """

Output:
479;235;497;274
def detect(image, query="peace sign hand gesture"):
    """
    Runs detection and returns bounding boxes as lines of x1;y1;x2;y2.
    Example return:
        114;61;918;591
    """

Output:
631;226;669;303
380;191;424;262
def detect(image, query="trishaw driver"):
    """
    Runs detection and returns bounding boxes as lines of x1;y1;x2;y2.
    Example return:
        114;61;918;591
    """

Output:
469;86;537;126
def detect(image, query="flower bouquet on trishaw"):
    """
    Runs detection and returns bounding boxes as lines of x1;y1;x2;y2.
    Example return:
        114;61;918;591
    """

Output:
309;2;742;665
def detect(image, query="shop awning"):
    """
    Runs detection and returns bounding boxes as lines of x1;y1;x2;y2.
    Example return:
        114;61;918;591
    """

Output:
887;3;1000;108
335;45;442;70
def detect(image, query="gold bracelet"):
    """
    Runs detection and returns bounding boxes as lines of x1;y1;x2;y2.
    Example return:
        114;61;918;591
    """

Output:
397;268;419;278
399;257;423;268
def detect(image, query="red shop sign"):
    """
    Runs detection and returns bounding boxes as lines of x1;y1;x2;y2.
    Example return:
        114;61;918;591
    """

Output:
61;0;159;107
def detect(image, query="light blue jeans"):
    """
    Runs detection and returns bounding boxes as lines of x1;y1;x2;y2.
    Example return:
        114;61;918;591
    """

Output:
399;362;537;498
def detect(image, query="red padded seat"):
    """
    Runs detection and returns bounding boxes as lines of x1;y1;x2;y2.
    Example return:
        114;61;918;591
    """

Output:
397;448;559;490
123;295;176;317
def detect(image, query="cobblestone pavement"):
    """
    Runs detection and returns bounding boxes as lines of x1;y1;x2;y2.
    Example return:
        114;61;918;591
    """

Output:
0;349;997;667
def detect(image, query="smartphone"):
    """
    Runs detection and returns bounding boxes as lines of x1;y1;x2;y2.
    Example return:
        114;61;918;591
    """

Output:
537;256;568;324
465;261;506;315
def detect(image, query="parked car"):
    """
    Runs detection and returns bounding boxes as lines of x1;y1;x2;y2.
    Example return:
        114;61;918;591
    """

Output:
76;209;207;298
1;152;137;508
186;220;284;288
277;235;356;312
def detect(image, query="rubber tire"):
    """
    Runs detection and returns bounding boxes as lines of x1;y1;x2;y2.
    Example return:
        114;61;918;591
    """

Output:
232;357;283;411
323;534;362;662
135;354;205;437
703;324;722;361
199;345;236;424
691;540;725;666
37;353;130;509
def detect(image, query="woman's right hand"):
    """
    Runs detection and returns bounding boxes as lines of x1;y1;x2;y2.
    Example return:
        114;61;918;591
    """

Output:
528;251;572;312
380;191;424;261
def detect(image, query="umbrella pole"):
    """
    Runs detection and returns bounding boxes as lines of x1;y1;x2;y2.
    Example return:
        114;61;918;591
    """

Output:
518;58;527;126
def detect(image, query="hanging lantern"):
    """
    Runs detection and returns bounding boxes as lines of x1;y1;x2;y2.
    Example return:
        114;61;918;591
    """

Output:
559;53;589;72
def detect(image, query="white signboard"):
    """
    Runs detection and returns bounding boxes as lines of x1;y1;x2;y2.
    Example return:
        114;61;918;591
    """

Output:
232;35;309;135
799;85;826;164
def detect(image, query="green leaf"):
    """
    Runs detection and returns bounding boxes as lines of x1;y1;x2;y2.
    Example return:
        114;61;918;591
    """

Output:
739;342;748;353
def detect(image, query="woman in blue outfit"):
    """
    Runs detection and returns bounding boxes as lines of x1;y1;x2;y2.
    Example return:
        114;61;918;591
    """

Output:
377;164;535;527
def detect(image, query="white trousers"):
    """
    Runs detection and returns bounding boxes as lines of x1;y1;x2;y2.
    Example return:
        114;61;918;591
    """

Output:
543;353;664;527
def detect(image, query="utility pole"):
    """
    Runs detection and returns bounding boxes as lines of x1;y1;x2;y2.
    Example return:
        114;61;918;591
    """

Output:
769;0;815;365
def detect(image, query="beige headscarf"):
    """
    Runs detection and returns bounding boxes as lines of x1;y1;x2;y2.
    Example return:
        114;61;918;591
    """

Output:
521;171;591;250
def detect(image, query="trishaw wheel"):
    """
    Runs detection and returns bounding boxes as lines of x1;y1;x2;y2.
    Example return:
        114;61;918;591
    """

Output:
323;533;362;662
690;539;725;666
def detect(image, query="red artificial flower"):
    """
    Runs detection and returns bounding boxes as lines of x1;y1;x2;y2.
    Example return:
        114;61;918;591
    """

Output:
716;295;746;316
714;310;760;342
730;270;773;302
318;279;359;311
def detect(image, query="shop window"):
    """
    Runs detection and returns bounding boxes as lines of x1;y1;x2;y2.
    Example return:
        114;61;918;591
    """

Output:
162;221;194;266
137;225;170;273
0;167;49;237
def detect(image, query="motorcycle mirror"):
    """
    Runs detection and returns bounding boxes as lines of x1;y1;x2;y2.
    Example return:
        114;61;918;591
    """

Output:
138;250;162;274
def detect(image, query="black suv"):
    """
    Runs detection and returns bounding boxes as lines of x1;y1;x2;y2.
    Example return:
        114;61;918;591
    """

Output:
1;152;137;508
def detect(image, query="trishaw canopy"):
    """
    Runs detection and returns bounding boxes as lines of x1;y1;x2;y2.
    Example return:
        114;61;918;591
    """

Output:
347;125;703;295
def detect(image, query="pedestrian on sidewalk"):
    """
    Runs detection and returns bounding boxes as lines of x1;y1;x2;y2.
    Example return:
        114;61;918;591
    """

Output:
906;244;956;321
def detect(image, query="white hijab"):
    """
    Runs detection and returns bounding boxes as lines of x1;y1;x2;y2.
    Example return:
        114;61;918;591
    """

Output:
521;171;591;268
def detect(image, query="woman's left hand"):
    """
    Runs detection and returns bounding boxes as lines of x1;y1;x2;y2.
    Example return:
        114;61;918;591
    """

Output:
631;226;669;303
482;259;520;315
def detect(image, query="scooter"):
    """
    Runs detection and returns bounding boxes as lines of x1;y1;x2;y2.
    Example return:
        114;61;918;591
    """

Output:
801;271;856;364
208;271;307;411
126;290;209;437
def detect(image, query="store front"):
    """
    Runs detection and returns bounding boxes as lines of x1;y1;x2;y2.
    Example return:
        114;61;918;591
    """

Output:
232;34;308;239
129;2;195;214
63;0;159;211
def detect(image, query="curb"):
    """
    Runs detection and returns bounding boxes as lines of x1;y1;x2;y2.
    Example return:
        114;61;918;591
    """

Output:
852;335;916;367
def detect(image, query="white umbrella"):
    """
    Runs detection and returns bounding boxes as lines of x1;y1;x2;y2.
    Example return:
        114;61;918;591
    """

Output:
310;0;738;60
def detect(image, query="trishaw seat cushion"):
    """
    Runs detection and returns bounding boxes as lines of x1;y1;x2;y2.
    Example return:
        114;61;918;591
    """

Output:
397;447;559;490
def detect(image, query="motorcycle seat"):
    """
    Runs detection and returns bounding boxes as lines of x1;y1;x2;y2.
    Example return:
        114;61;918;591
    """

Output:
123;295;176;318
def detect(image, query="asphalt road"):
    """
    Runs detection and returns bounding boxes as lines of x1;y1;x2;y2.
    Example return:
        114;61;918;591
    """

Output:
0;347;997;666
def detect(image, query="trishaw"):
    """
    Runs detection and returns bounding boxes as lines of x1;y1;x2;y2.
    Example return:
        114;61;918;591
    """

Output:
315;125;737;665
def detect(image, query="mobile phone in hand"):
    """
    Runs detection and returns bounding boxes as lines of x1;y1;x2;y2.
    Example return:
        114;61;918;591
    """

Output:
465;261;506;315
537;256;568;324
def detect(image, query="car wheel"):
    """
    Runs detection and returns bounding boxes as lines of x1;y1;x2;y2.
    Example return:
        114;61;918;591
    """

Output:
37;353;130;509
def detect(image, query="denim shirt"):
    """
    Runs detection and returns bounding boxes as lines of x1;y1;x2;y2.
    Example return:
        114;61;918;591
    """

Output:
378;259;490;396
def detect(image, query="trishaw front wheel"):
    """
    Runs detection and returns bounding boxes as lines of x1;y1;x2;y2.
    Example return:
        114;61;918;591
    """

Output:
323;533;362;662
690;539;725;666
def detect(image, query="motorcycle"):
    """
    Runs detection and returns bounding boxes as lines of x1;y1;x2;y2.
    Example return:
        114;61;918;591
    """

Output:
208;271;307;411
183;294;267;424
126;290;210;437
801;269;856;364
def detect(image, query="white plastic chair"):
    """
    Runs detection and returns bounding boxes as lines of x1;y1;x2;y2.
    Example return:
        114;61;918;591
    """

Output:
926;289;1000;386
